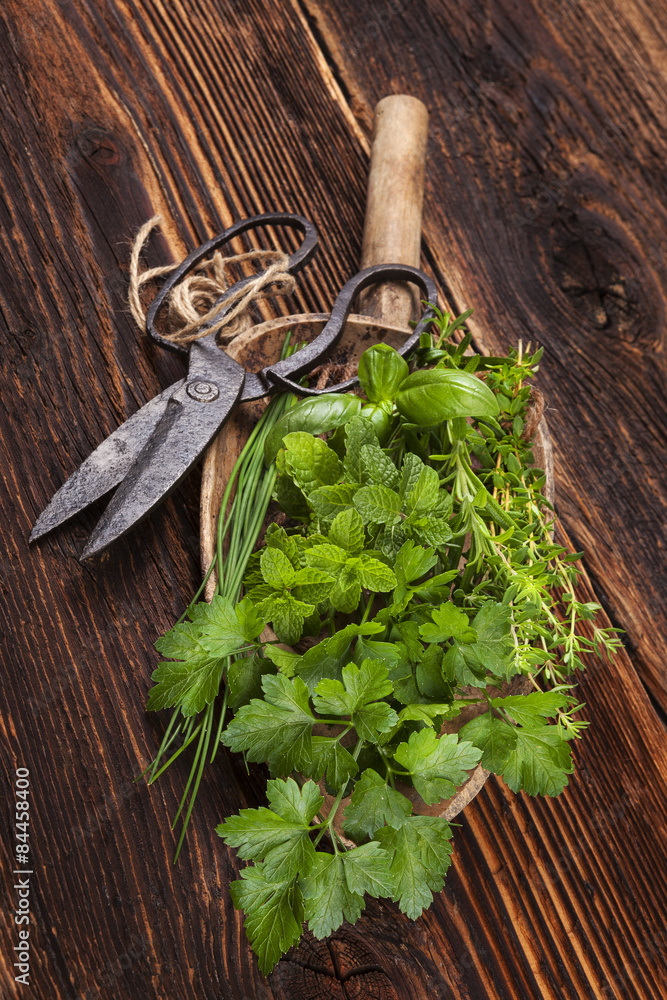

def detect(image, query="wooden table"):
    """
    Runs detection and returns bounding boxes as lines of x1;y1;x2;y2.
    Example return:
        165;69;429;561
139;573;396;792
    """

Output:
1;2;665;998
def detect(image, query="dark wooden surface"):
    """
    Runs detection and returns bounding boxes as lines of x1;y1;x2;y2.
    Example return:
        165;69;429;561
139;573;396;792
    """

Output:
0;2;665;998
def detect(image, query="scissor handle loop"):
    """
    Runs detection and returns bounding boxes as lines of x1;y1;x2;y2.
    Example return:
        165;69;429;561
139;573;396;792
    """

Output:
145;212;318;356
262;263;438;396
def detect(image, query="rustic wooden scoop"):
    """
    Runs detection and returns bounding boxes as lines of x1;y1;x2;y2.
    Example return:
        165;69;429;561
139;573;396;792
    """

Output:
200;94;552;829
200;94;431;583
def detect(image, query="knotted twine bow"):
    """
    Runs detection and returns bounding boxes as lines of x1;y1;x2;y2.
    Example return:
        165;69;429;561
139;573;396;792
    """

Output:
128;215;296;345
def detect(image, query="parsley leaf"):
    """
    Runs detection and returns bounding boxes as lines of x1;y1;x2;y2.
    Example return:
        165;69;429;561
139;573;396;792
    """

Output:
192;595;264;658
294;622;384;692
229;865;303;975
154;620;207;662
458;712;518;773
419;602;478;644
415;643;453;701
148;621;226;717
300;736;358;790
340;841;396;898
301;842;394;938
459;710;574;795
221;674;314;776
262;645;300;676
397;703;461;726
342;768;412;842
464;602;514;676
217;777;322;880
375;816;454;919
502;726;573;796
393;540;438;602
313;660;398;740
491;690;570;727
227;652;277;709
393;729;482;804
301;853;363;938
410;570;459;604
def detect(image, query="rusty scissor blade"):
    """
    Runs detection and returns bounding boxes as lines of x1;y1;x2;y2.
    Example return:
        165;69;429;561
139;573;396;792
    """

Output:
30;379;185;542
79;340;246;561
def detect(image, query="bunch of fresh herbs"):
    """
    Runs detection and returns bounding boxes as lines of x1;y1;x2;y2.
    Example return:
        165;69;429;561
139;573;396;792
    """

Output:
145;310;621;972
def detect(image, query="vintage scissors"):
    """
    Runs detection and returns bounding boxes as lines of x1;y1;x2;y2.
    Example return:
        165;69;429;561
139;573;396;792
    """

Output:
31;211;437;560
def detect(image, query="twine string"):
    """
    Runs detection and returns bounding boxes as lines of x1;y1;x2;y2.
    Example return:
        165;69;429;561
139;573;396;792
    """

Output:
128;215;296;345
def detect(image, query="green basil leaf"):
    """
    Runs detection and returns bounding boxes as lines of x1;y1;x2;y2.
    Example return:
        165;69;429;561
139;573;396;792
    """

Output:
395;370;499;424
358;342;409;402
360;401;394;445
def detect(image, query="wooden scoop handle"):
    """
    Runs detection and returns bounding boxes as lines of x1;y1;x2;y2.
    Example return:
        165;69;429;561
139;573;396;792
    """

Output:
360;94;429;327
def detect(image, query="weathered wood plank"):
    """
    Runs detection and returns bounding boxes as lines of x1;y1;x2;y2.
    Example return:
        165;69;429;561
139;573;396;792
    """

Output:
0;2;665;999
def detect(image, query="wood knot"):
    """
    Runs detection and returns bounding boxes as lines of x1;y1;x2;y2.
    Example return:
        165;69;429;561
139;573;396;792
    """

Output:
271;930;400;999
549;208;664;350
76;127;120;165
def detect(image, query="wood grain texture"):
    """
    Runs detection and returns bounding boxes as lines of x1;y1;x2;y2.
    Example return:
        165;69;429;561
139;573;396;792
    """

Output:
0;2;664;999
